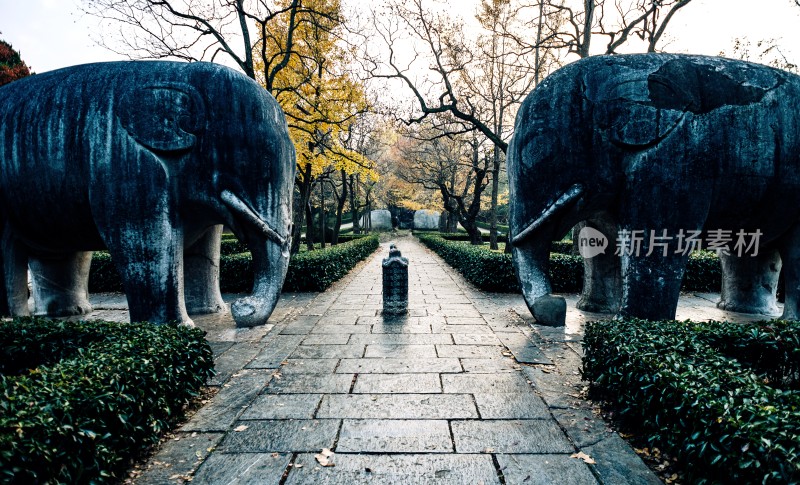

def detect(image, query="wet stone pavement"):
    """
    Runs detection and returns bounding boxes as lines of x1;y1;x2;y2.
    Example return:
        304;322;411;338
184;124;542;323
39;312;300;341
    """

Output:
80;235;775;484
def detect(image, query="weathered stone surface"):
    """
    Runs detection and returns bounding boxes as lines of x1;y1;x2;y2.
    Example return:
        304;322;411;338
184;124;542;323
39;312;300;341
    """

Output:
0;61;295;327
495;332;553;365
135;432;223;484
413;210;441;230
219;419;340;452
364;344;437;358
337;358;462;374
509;53;800;324
436;344;503;358
461;358;520;373
290;344;365;359
246;335;305;369
372;323;433;334
474;392;550;419
285;453;499;484
192;453;291;485
352;373;442;394
452;420;573;453
239;394;323;420
496;454;597;485
311;324;372;334
316;394;476;419
337;419;452;453
361;209;393;231
209;342;262;385
264;373;354;394
348;333;453;345
431;324;492;334
184;370;272;432
302;333;351;345
584;434;663;485
452;334;502;345
279;358;339;374
442;372;532;393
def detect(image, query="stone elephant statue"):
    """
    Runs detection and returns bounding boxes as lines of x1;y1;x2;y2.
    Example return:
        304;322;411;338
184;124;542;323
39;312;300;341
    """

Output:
508;53;800;326
0;61;295;327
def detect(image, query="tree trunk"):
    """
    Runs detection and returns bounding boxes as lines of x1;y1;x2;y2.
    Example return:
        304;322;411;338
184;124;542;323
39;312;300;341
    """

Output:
333;170;348;245
489;144;501;250
349;174;361;235
319;178;326;249
291;163;314;255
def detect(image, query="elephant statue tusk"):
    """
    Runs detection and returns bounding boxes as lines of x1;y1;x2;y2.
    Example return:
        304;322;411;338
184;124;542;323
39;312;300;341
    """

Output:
221;190;287;248
511;184;584;246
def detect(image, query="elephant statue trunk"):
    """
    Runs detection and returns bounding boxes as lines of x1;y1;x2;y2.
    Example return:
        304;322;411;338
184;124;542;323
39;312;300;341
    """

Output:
221;190;291;327
510;185;584;326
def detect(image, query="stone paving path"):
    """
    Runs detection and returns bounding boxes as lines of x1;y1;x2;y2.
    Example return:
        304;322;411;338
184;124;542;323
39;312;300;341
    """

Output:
120;235;673;484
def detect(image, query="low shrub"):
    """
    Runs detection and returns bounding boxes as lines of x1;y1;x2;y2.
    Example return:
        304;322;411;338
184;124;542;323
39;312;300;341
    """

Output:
583;319;800;484
0;317;214;484
550;240;574;255
89;235;378;294
416;233;722;294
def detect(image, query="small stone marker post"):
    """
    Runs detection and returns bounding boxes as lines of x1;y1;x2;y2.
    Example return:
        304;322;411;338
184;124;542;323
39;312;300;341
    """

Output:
382;243;409;315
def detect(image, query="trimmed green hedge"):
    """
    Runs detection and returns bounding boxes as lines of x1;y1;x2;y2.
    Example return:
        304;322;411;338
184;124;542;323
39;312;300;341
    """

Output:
89;235;378;294
0;318;214;484
583;319;800;484
416;233;722;294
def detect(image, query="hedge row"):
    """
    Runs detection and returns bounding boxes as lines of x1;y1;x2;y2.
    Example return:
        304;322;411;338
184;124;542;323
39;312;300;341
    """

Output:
416;233;722;293
583;319;800;484
0;318;214;484
89;235;379;294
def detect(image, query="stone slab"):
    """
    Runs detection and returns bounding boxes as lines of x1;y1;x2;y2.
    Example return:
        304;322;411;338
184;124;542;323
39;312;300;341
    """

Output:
246;335;305;369
264;373;354;394
209;342;262;385
431;324;492;334
191;452;291;485
452;420;573;453
496;333;553;365
279;358;339;374
290;344;365;359
311;324;372;334
184;370;272;432
584;434;663;485
436;344;503;358
219;419;340;452
239;394;323;420
352;373;442;394
371;324;432;334
474;392;550;419
337;358;462;374
135;432;223;484
442;372;532;393
460;358;520;373
364;344;437;358
496;454;598;485
336;419;452;453
316;394;476;419
285;453;500;484
301;334;351;345
452;334;502;345
347;333;453;345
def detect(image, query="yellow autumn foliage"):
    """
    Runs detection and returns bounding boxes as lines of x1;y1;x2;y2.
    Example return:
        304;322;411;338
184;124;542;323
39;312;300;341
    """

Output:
255;0;377;181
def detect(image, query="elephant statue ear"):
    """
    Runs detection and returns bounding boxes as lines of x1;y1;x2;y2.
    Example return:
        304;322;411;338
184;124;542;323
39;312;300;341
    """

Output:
119;83;206;152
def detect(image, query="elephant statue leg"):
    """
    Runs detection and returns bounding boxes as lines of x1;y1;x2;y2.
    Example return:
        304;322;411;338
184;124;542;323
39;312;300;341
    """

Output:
778;224;800;320
184;225;226;315
576;215;621;313
0;222;30;317
29;251;93;317
718;250;781;315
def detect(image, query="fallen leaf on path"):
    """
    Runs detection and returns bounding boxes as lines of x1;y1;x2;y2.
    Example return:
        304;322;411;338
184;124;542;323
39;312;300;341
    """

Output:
570;452;596;464
315;448;335;467
233;425;249;432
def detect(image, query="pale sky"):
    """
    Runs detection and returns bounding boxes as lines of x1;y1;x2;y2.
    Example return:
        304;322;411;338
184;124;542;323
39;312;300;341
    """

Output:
1;0;799;73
